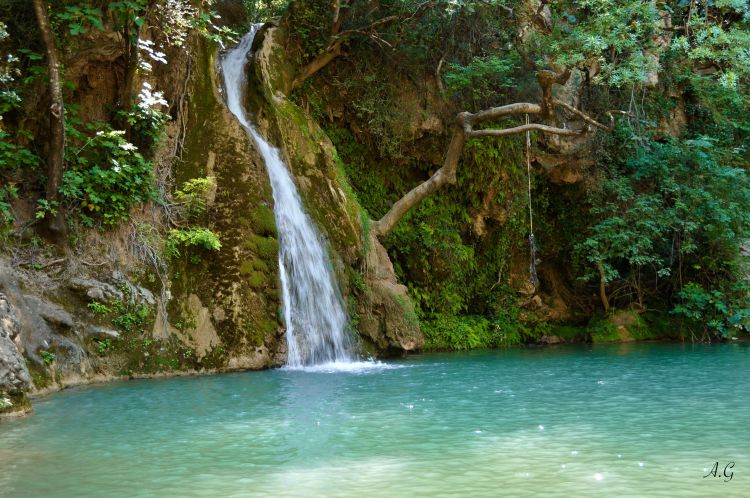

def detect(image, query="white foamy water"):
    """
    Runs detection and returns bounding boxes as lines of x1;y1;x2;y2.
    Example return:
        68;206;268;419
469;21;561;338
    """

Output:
282;360;408;374
221;26;353;367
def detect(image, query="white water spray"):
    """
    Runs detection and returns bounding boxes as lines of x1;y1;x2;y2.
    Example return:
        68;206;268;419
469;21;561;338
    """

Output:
221;27;353;367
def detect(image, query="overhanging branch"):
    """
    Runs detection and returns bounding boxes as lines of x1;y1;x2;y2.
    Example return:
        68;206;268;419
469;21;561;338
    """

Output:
372;99;627;239
467;123;583;137
553;99;611;132
290;0;438;93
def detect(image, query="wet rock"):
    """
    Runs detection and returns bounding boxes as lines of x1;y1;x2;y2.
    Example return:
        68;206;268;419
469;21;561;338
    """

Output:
111;271;156;306
23;295;75;330
85;326;120;339
68;277;124;303
0;294;32;394
0;263;92;381
170;294;220;359
540;335;562;345
359;237;424;353
68;274;155;307
518;281;536;297
252;24;425;355
590;310;653;343
226;346;275;370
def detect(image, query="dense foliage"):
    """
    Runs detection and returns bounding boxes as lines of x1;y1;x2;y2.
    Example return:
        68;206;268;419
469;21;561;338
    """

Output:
1;0;748;348
0;0;225;256
292;0;750;344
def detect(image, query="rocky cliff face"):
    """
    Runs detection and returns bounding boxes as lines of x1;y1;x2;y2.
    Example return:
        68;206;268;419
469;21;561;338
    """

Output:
0;292;32;417
166;36;286;371
0;31;287;404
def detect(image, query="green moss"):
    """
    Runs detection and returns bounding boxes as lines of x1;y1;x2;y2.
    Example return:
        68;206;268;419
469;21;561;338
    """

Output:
247;271;267;289
251;258;269;272
239;260;254;275
238;320;265;347
589;318;622;343
259;318;278;336
114;334;198;376
642;312;682;340
26;359;53;390
249;235;279;260
392;293;420;332
200;345;228;370
589;311;655;343
332;150;365;222
251;205;277;236
266;99;362;253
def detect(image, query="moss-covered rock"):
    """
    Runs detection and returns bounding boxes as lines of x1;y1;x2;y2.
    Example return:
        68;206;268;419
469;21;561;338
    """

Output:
166;35;285;368
244;23;424;355
589;310;660;343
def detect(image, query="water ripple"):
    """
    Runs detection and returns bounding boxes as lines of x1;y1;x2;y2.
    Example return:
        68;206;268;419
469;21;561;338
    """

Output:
1;344;748;497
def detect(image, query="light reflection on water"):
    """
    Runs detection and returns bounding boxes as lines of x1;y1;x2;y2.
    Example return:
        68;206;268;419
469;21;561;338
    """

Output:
1;343;748;497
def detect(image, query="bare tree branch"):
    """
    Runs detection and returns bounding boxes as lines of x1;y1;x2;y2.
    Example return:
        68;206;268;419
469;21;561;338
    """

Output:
553;99;612;131
371;98;628;239
468;102;542;125
468;123;584;137
436;55;445;93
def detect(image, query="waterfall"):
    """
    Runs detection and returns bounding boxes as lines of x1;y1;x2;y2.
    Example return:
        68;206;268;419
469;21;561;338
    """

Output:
221;27;353;367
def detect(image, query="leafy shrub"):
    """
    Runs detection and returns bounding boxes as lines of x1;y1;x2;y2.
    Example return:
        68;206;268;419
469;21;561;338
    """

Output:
1;24;39;225
672;282;750;338
39;350;56;366
96;338;112;355
0;131;39;171
577;131;750;322
0;183;17;225
54;4;104;35
111;299;151;333
423;303;543;351
173;176;215;218
87;301;111;316
443;54;518;109
120;99;170;147
166;227;221;257
61;125;156;226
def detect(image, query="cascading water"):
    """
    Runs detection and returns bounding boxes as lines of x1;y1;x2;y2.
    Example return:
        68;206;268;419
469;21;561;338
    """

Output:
222;26;353;367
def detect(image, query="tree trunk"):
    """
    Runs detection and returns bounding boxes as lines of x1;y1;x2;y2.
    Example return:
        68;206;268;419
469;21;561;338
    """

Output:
290;43;344;92
596;261;610;312
119;1;156;115
120;36;139;111
33;0;66;234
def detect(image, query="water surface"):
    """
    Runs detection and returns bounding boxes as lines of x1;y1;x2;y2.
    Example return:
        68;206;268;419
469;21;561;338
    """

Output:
1;343;748;497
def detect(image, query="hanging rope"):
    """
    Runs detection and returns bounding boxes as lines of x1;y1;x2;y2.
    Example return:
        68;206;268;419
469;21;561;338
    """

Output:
525;114;539;288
